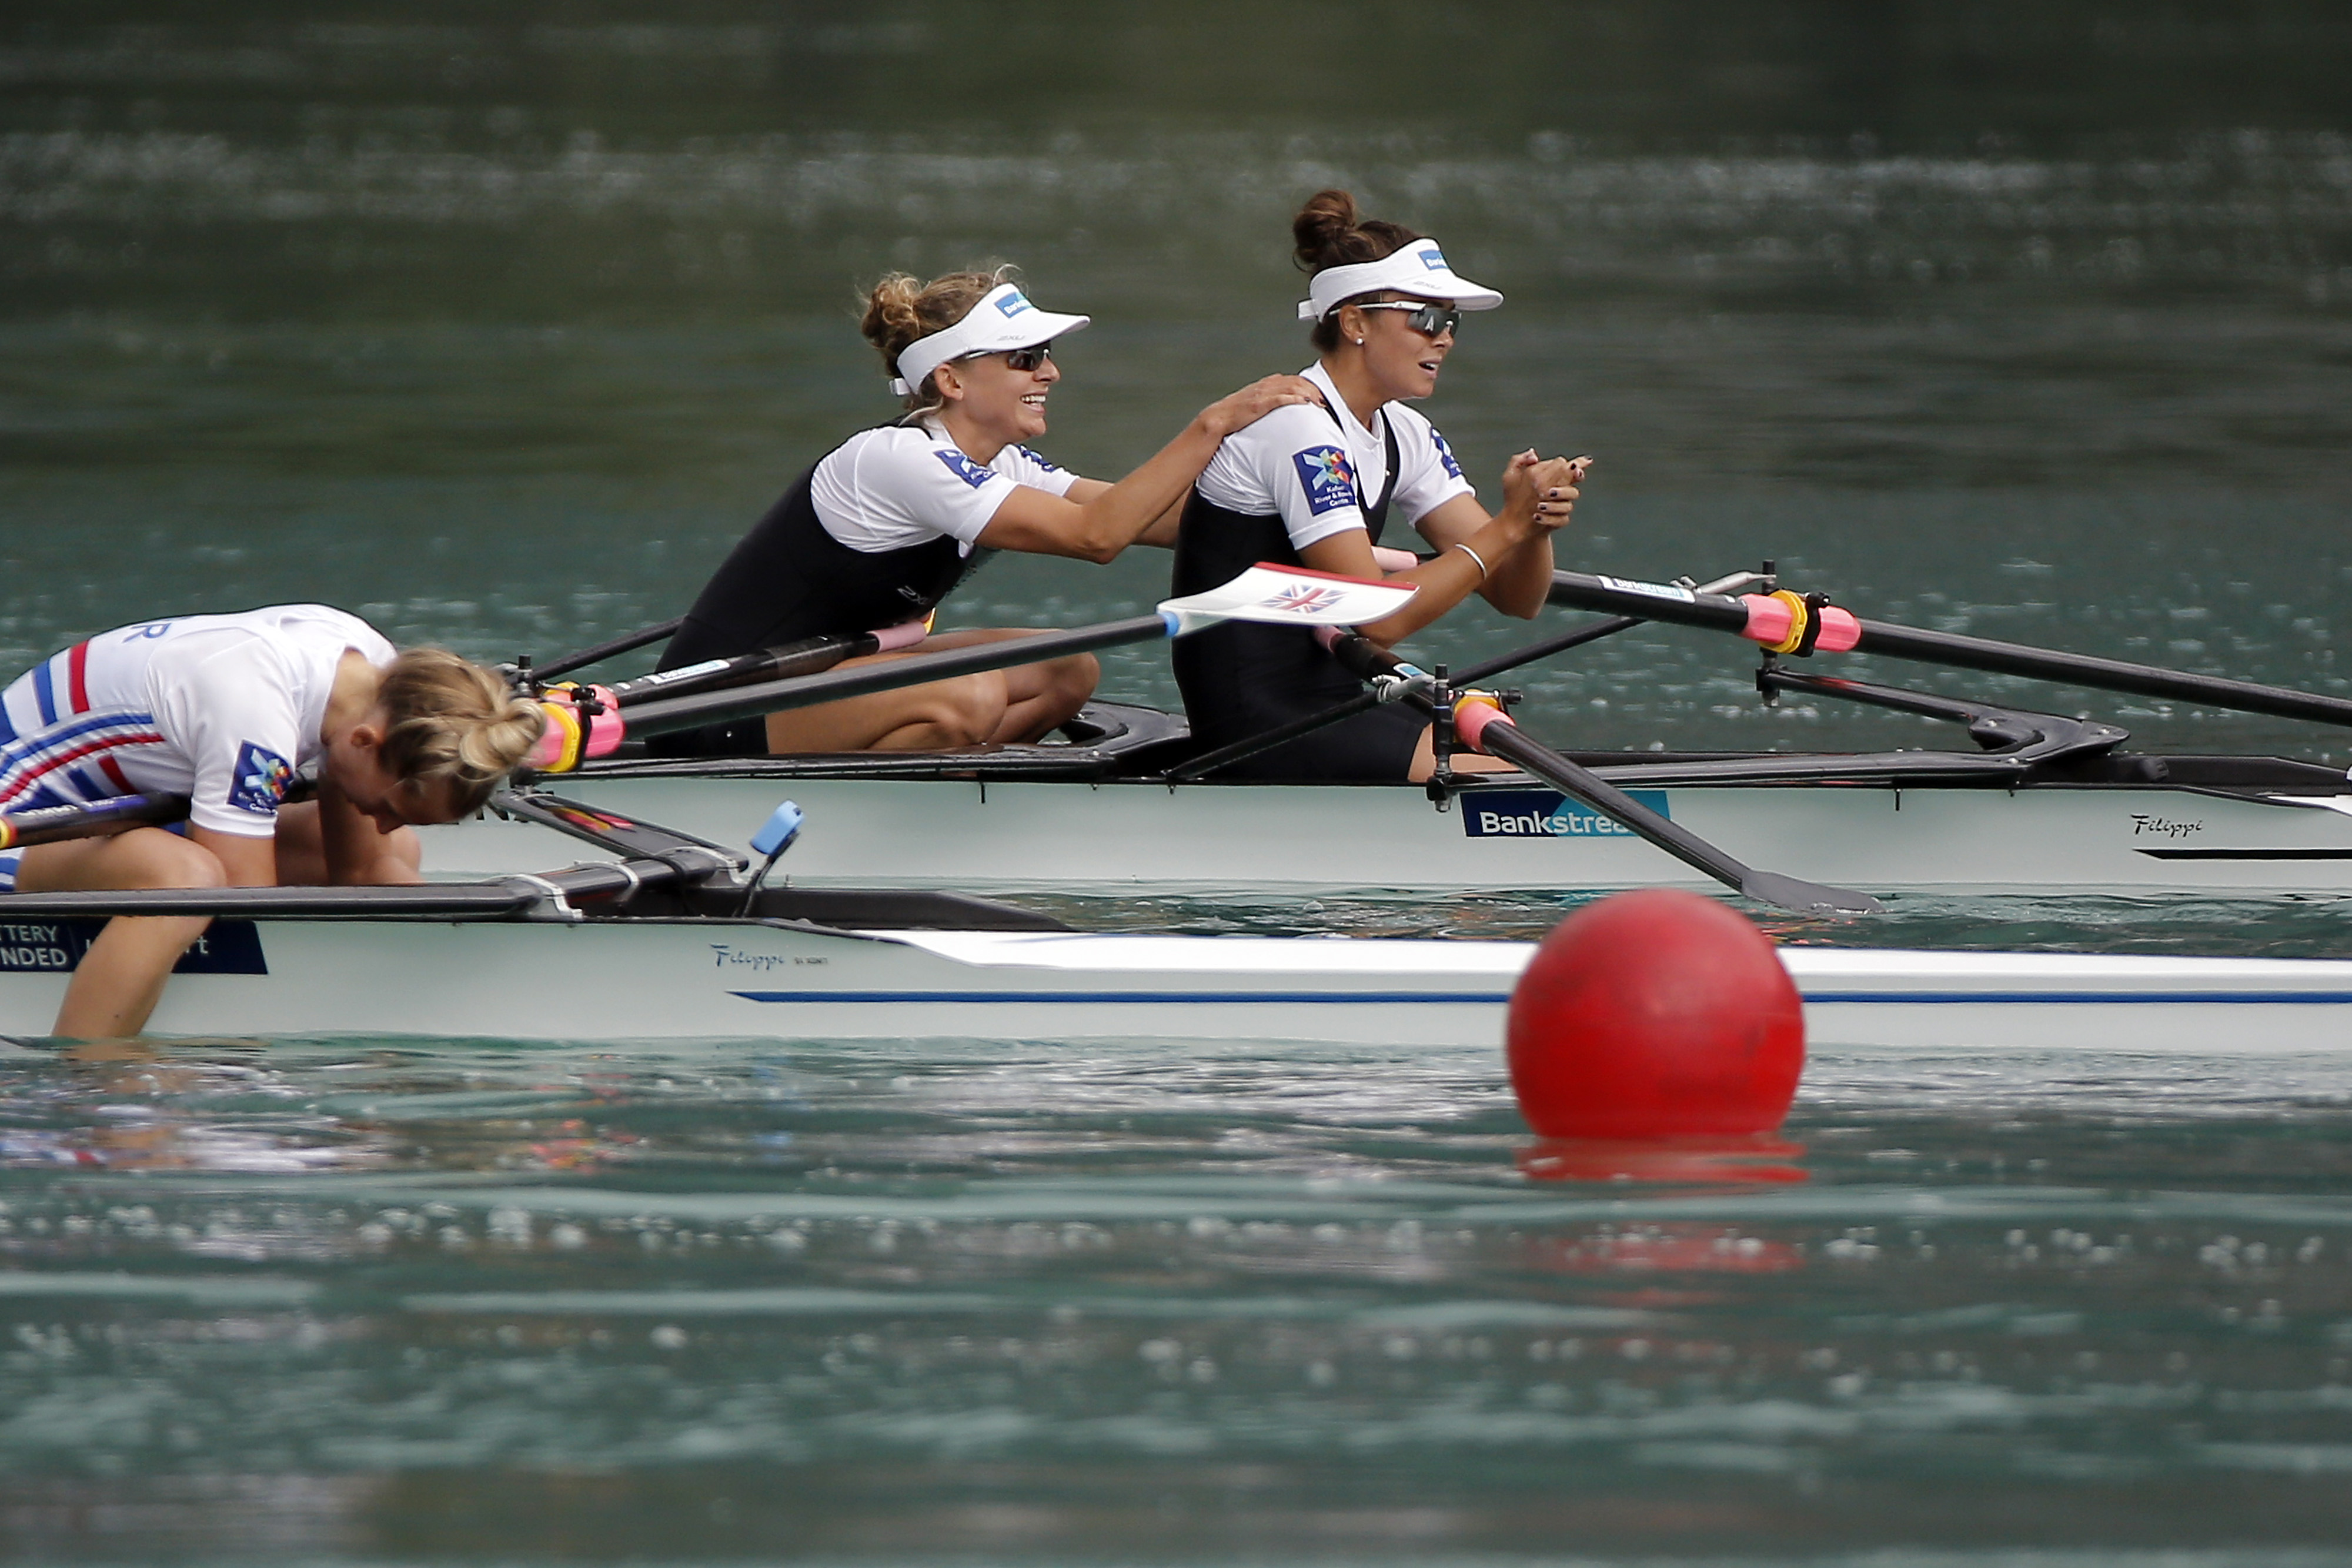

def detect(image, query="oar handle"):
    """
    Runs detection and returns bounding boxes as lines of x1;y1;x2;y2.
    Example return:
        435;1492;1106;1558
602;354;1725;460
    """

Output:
1545;569;2352;730
0;793;191;851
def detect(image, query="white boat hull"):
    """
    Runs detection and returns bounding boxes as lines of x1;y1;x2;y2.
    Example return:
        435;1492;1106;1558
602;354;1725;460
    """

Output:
420;774;2352;897
4;918;2349;1052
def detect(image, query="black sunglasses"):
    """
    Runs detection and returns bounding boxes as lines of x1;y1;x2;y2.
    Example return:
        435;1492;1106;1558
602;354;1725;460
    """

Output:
1356;302;1462;339
965;342;1054;372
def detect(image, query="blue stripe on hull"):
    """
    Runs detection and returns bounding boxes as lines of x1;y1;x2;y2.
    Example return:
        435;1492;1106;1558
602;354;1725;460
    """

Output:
733;989;2352;1007
733;990;1514;1006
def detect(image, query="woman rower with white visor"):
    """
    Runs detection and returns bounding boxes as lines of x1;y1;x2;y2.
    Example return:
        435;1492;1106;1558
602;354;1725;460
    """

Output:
0;606;545;1038
651;269;1317;756
1172;190;1587;781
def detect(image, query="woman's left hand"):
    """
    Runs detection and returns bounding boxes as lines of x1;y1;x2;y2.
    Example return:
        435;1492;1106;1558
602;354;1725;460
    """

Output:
1198;375;1323;439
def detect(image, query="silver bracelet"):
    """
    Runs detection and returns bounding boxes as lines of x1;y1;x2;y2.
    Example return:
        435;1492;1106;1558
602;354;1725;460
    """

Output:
1454;543;1490;581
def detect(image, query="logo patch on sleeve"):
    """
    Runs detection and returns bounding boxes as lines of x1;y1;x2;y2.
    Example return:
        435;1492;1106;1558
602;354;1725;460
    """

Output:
935;449;997;489
1014;444;1061;473
226;741;295;815
1430;430;1464;480
1291;446;1359;517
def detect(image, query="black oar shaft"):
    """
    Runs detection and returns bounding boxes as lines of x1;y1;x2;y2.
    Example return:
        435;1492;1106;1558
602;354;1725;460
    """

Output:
606;630;881;707
1544;569;2352;730
1466;720;1748;888
622;616;1174;739
536;618;684;681
1327;631;1880;917
1164;691;1384;781
0;793;191;850
1453;614;1645;685
1846;619;2352;728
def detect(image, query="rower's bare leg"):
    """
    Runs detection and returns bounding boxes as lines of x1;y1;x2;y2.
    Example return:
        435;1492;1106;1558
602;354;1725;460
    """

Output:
987;652;1097;744
759;629;1097;754
1406;724;1521;784
763;670;1010;753
16;828;223;1039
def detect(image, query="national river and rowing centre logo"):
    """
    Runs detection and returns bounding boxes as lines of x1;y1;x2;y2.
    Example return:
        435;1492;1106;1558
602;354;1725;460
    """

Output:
1461;789;1672;840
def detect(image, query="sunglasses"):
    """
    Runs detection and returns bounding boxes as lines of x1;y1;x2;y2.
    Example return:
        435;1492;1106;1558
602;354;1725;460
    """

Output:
966;342;1054;372
1356;302;1462;339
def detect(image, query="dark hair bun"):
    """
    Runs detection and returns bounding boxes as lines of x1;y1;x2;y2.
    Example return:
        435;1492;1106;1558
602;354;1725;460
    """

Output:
1291;188;1422;273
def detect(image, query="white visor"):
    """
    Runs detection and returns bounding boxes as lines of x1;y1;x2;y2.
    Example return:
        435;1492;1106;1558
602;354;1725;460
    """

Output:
1295;239;1504;322
890;283;1091;396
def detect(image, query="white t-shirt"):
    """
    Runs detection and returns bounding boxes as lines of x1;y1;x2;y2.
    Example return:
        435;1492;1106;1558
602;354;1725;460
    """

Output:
807;417;1084;555
0;605;396;838
1195;362;1475;551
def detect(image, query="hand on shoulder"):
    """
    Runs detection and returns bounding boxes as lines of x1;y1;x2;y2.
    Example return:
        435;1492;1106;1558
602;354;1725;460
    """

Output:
1200;375;1323;440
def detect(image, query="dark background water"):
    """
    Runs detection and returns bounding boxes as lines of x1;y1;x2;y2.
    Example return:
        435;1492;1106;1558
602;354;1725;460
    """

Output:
5;3;2352;1561
6;1;2351;757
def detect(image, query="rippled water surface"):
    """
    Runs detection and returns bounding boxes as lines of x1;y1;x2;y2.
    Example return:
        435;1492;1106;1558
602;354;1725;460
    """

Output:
6;2;2352;1560
4;1034;2351;1562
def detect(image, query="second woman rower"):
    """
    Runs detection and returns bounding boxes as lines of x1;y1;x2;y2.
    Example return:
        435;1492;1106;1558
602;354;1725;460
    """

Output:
1172;189;1587;781
652;269;1318;756
0;605;546;1039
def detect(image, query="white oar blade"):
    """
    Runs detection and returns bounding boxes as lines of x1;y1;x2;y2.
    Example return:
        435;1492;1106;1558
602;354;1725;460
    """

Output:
1161;565;1415;634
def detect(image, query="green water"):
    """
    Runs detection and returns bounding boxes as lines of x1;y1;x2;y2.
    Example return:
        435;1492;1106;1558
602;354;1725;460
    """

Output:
5;3;2352;1560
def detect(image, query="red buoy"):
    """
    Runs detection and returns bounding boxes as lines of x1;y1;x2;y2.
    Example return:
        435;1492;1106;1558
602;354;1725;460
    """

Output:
1506;889;1805;1139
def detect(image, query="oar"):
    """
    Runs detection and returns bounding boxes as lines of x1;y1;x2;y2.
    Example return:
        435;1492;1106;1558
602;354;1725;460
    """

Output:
1544;569;2352;730
596;620;930;709
533;618;684;682
1325;633;1884;918
1;793;192;851
542;566;1415;760
1164;570;1760;783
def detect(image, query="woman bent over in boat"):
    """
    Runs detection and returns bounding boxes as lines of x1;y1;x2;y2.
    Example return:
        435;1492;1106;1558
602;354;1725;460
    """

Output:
1172;190;1587;781
0;606;544;1038
650;268;1317;757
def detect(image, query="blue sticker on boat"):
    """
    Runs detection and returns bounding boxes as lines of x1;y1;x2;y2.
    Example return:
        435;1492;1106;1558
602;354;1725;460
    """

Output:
1461;789;1671;839
0;918;267;975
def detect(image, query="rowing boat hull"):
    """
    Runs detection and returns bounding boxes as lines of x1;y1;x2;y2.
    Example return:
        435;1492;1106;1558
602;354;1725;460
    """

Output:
4;920;2348;1051
420;773;2352;895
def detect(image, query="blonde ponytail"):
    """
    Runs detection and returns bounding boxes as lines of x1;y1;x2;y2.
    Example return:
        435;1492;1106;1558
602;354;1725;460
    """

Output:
375;648;547;815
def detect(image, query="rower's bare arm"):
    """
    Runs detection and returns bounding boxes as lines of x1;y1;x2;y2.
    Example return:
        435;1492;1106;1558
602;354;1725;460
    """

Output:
1414;456;1584;620
1301;452;1579;644
189;825;275;887
315;782;425;886
976;375;1319;563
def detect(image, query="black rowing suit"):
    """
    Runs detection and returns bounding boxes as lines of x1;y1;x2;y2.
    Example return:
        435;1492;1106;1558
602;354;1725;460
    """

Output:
649;416;1074;756
1170;406;1427;780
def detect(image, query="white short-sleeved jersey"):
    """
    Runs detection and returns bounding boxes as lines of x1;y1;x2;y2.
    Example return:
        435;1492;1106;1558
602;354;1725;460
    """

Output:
0;606;396;853
1195;362;1475;551
807;417;1083;556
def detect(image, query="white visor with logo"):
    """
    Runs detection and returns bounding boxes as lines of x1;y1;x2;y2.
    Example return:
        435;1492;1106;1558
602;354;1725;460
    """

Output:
1296;239;1504;321
891;283;1091;396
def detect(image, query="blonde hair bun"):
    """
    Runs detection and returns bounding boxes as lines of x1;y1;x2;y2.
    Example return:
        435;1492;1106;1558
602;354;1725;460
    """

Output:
375;648;547;816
